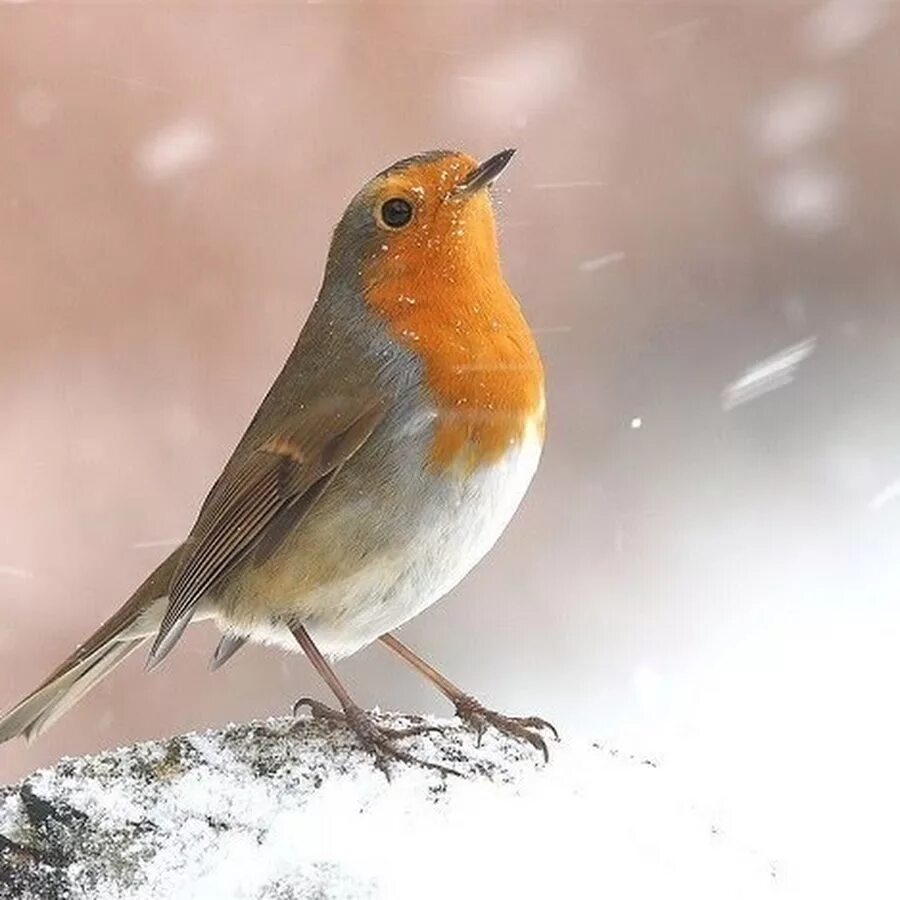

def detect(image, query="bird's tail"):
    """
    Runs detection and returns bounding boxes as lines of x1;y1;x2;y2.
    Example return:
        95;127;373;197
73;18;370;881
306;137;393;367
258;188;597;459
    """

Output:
0;549;181;744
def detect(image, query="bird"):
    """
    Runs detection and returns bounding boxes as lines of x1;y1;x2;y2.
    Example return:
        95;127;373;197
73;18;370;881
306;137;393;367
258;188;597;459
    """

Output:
0;148;555;773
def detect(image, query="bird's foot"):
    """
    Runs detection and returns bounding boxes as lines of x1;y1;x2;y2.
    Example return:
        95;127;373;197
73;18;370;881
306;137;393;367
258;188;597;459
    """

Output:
453;694;558;762
292;697;459;779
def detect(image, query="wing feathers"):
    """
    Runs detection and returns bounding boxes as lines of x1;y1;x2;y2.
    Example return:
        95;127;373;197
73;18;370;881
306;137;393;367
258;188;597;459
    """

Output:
252;468;337;567
147;395;388;668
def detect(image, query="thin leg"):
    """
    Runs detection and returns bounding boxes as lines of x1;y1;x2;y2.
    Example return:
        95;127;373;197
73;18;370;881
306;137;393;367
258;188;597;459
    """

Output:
290;623;357;709
379;633;558;762
379;633;464;700
288;623;455;777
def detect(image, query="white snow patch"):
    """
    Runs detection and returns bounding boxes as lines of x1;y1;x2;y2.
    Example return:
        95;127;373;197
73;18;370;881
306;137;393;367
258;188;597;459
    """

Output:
0;715;775;899
633;663;662;705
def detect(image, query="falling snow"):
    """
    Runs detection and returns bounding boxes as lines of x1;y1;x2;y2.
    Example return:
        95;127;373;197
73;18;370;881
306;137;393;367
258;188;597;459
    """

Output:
762;165;843;233
579;251;625;272
136;119;216;180
868;479;900;512
752;81;842;157
722;338;817;410
801;0;886;59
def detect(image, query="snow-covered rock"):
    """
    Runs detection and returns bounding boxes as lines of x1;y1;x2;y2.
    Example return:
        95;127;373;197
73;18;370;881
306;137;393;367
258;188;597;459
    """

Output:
0;713;775;899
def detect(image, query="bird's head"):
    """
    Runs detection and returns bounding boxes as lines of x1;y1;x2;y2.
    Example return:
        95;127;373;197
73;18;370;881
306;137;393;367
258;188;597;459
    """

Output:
325;149;516;296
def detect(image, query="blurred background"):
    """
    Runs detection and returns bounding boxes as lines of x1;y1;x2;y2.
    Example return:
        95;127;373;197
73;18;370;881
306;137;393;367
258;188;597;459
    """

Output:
1;1;899;896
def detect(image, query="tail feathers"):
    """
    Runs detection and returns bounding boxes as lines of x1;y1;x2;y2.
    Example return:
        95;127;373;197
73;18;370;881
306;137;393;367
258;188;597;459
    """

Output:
0;638;146;743
0;549;181;745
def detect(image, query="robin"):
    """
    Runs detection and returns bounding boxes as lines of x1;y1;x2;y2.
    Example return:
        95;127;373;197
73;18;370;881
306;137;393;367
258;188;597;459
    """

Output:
0;149;555;774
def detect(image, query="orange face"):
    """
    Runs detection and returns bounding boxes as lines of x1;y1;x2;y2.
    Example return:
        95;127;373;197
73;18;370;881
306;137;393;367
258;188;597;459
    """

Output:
360;151;545;473
362;152;495;290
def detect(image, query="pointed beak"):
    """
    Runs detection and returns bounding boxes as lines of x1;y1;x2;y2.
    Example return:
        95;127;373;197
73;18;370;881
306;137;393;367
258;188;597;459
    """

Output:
456;148;516;196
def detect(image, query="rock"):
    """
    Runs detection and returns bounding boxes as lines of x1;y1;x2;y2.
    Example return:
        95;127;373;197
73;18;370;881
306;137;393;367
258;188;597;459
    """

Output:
0;712;775;899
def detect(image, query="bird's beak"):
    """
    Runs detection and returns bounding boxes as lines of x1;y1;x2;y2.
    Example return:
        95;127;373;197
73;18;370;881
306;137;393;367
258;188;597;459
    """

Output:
456;148;516;196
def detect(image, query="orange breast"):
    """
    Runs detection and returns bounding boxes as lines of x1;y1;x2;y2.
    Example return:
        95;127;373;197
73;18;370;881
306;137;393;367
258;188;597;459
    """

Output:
363;192;544;473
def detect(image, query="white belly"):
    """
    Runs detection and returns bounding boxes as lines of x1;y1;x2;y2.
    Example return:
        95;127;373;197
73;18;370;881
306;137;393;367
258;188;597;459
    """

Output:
242;421;543;660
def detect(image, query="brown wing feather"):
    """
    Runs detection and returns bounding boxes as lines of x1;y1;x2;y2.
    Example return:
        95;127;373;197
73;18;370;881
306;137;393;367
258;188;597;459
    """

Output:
147;395;388;667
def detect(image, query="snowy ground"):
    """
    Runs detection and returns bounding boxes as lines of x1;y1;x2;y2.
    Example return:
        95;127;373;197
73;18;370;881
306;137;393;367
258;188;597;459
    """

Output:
0;713;775;899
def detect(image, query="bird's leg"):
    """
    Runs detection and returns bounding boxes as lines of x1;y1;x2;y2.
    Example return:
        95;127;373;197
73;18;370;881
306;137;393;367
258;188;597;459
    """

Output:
378;633;558;762
288;623;455;778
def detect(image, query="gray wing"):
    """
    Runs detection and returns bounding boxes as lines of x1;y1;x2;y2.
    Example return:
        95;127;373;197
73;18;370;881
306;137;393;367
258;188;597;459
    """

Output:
147;393;389;667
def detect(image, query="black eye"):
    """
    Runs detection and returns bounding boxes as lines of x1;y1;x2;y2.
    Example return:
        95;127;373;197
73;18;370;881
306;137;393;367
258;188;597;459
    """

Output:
380;197;413;228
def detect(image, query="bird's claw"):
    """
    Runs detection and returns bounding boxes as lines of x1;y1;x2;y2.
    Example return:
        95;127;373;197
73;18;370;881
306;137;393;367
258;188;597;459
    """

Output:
292;698;459;779
453;694;558;763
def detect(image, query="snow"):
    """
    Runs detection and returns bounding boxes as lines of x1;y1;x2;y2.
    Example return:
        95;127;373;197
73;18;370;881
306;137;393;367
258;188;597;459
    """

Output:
136;119;216;180
452;39;576;124
722;338;817;411
762;164;844;233
752;82;842;158
867;478;900;512
533;180;605;191
0;713;775;899
801;0;886;59
579;251;625;272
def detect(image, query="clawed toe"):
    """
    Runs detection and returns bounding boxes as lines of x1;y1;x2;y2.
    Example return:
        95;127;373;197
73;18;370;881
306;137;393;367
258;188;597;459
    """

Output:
290;693;557;771
509;715;559;742
292;696;344;723
292;698;459;778
454;695;558;763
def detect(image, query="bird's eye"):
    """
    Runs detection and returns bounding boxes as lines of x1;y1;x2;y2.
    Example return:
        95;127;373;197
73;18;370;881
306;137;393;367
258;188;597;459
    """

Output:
379;197;413;229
